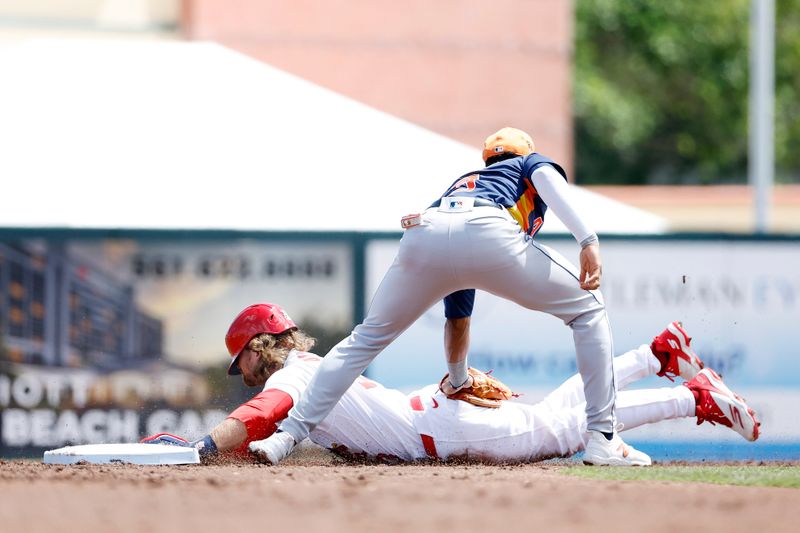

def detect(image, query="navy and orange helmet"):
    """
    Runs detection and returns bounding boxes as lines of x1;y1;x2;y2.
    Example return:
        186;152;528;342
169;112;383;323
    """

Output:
482;127;535;163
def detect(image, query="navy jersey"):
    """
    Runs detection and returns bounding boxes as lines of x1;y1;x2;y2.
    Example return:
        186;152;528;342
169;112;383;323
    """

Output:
434;153;567;238
438;153;568;319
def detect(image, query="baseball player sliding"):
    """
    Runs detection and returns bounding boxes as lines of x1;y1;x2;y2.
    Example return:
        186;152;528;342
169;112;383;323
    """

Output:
143;303;760;465
257;127;642;465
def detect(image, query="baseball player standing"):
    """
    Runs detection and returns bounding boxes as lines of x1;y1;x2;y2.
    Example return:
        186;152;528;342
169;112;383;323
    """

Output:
142;304;760;463
256;127;645;465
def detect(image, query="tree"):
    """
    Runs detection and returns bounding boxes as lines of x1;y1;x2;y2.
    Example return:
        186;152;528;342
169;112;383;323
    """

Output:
574;0;799;184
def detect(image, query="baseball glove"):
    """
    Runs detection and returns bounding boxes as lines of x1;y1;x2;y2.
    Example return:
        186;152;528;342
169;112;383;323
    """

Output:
439;367;515;408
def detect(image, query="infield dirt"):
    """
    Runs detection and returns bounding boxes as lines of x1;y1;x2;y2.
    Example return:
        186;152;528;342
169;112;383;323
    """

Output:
2;458;799;533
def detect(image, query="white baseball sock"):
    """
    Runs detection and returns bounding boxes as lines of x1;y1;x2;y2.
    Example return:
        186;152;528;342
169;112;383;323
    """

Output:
447;360;469;389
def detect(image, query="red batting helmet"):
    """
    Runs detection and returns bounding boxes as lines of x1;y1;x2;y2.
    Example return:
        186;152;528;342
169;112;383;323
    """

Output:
225;303;297;375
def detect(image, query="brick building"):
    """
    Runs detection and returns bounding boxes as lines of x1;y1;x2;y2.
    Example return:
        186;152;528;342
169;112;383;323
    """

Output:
181;0;573;171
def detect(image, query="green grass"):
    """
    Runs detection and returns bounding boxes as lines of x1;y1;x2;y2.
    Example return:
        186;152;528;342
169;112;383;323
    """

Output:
562;465;800;488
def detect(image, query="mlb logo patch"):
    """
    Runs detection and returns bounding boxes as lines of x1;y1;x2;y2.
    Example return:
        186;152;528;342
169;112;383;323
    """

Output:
494;146;505;153
437;195;475;213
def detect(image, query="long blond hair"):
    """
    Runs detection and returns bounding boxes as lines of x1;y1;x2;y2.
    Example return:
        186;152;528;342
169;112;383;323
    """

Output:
247;329;316;380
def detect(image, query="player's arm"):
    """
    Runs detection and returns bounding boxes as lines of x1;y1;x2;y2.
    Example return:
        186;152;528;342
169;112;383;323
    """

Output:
444;289;474;361
530;165;601;290
445;316;471;363
142;388;294;460
208;418;248;451
224;388;294;450
443;290;475;388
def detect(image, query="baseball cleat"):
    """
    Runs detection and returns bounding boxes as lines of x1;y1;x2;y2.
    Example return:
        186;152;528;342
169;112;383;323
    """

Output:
248;431;297;465
583;430;652;467
651;321;705;381
684;368;760;441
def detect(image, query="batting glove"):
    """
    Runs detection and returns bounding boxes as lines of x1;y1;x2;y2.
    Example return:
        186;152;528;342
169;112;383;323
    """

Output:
141;433;218;459
248;431;296;465
141;433;190;446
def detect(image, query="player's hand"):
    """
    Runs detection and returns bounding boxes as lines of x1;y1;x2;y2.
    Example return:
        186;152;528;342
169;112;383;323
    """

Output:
140;433;192;447
579;243;602;290
141;433;219;460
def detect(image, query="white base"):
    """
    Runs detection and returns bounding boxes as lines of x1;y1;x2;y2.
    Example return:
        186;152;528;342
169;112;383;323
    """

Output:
43;443;200;465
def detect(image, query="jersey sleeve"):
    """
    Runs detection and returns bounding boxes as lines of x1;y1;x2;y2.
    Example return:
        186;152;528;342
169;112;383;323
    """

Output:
444;289;476;318
228;388;294;445
261;360;315;404
226;358;316;455
530;165;597;246
522;154;568;184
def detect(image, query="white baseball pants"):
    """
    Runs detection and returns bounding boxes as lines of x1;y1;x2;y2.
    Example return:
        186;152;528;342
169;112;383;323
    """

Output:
412;344;695;462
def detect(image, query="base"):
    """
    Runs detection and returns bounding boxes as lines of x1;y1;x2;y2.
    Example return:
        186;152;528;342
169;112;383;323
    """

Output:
43;443;200;465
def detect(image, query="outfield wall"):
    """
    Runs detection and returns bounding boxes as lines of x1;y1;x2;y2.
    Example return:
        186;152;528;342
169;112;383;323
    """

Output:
365;236;800;448
0;230;797;457
0;231;356;456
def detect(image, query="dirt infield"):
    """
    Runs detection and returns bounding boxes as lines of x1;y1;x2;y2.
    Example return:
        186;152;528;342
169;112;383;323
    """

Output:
3;458;799;533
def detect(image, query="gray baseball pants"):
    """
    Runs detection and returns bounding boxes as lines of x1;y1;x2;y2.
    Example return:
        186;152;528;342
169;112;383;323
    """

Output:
279;205;617;441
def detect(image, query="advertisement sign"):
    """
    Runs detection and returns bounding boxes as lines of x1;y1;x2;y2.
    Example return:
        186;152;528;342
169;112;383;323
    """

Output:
365;237;800;447
0;237;354;456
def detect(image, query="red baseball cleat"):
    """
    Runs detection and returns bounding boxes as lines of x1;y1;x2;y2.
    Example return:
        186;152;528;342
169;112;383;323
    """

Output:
651;321;705;381
684;368;760;441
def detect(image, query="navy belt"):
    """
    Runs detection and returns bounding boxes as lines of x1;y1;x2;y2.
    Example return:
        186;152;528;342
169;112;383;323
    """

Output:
430;197;502;209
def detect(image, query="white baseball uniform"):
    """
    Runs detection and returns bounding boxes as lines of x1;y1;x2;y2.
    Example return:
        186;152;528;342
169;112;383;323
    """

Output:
267;346;694;462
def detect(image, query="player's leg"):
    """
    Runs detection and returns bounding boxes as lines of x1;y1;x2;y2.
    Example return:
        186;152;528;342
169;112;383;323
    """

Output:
419;386;690;463
541;322;707;411
523;369;759;463
587;369;758;441
615;370;760;441
279;264;450;442
540;344;660;411
465;398;651;462
614;387;696;431
278;219;460;443
417;395;589;463
523;387;692;462
465;234;658;464
468;237;616;435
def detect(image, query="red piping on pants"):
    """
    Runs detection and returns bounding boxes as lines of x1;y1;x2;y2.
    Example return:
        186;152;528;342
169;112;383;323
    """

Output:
409;395;439;459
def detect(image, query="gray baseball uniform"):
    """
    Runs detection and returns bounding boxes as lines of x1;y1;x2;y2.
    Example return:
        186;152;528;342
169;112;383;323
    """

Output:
279;153;617;443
